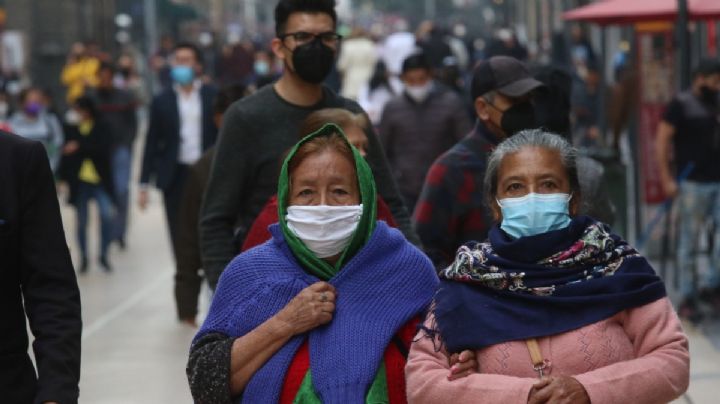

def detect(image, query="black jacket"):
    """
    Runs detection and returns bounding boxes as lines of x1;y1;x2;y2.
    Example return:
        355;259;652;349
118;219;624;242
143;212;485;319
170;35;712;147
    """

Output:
59;119;116;206
0;131;82;404
140;84;218;191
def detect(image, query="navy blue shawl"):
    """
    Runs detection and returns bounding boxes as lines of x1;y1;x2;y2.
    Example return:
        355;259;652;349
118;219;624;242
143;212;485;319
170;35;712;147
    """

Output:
432;216;666;353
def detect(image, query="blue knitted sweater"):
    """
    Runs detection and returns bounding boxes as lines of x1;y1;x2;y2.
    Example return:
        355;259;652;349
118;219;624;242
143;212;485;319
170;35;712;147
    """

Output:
194;221;438;404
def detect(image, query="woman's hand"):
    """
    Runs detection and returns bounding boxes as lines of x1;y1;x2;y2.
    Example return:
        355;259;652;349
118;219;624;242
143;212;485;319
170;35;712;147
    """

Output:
275;282;336;336
447;350;478;380
528;376;590;404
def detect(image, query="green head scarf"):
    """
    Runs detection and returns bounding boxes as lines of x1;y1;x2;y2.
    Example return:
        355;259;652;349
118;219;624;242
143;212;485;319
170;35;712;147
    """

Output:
277;123;378;280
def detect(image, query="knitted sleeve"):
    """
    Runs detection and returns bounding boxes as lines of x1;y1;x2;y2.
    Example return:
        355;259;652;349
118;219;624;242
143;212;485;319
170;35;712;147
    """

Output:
187;332;234;404
572;297;689;404
193;250;272;344
406;315;536;403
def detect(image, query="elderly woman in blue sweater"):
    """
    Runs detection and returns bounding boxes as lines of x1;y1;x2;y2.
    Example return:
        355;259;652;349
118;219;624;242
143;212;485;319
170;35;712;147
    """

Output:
187;124;475;403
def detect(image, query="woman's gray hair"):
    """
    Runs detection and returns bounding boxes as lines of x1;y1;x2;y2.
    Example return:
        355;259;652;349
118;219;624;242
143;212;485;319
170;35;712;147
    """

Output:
483;129;581;206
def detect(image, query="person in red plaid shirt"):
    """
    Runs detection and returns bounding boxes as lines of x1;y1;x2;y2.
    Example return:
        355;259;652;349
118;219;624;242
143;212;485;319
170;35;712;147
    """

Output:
413;56;544;268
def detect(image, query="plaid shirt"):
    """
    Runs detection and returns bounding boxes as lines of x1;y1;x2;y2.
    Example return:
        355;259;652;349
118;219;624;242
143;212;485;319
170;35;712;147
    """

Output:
413;123;498;269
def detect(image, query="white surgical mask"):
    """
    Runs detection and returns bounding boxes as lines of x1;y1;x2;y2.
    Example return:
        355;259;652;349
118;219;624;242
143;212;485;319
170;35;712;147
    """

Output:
405;81;433;103
286;204;363;258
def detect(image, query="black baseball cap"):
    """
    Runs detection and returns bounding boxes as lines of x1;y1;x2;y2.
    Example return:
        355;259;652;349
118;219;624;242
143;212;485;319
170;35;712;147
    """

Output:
471;56;544;100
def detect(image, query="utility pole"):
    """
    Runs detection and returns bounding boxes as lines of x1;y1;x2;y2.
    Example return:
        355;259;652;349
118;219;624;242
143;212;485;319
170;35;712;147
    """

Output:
677;0;691;88
143;0;158;91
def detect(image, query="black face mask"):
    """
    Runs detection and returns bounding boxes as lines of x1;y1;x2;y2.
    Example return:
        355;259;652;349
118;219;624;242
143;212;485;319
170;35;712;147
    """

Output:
291;38;335;84
500;101;537;136
700;86;719;107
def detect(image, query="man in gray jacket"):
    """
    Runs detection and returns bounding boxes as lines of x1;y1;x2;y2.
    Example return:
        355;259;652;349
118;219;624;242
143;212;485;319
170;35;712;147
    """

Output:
379;52;472;211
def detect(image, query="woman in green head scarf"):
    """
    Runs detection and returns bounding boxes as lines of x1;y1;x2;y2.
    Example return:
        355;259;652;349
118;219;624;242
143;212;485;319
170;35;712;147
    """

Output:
188;124;473;403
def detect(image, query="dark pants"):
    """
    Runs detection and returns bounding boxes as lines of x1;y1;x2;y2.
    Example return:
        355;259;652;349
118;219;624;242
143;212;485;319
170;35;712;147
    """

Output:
112;146;132;242
76;182;115;259
162;163;189;257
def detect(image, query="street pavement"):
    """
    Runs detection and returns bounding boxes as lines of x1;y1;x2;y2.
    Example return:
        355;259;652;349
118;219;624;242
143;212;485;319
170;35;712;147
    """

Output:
60;185;199;404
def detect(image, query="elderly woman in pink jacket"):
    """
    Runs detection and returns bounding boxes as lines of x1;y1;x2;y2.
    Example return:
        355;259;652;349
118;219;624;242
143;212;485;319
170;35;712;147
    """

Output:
406;129;689;404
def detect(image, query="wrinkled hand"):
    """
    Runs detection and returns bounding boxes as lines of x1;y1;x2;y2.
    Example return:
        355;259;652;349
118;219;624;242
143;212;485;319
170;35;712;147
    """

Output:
528;376;590;404
275;282;336;335
447;350;478;380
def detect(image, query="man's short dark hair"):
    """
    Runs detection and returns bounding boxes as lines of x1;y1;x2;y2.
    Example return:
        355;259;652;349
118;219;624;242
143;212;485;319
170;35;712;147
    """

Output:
401;53;431;74
174;42;204;66
274;0;337;37
693;58;720;79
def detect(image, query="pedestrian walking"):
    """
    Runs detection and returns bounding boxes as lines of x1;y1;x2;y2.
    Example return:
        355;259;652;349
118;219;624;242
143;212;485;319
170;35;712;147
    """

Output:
379;52;472;211
336;27;377;101
188;125;464;403
407;129;689;404
174;83;248;327
88;62;138;249
60;42;99;104
60;96;116;272
413;55;543;268
8;86;64;173
139;42;218;253
656;58;720;320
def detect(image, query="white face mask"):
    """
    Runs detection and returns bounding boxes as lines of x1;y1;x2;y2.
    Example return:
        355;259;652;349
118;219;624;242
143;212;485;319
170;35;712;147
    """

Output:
405;81;433;103
286;204;363;258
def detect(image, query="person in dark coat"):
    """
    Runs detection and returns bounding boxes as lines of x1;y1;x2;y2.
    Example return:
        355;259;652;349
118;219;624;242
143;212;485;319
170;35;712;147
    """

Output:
139;42;218;253
0;130;82;404
87;62;138;249
60;96;116;272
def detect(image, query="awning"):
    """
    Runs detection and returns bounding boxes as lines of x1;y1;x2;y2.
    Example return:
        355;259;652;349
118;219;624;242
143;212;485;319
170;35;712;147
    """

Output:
564;0;720;25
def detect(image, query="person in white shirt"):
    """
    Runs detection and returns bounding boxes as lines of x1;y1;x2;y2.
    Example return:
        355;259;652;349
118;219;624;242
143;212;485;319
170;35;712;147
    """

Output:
139;42;218;252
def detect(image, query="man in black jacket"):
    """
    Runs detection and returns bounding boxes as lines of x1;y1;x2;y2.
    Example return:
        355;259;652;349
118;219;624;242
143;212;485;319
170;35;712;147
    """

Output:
139;42;217;251
199;0;415;290
0;130;82;404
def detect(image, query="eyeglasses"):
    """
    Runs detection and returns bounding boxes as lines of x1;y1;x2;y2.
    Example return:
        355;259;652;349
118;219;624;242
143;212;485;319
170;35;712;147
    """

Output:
279;31;343;47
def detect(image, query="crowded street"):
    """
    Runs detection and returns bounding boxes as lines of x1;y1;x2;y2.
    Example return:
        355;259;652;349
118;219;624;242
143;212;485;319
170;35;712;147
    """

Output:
56;132;720;403
4;0;720;403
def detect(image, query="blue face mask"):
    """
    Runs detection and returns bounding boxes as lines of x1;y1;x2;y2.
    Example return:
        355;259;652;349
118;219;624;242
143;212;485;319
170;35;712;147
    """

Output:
254;60;270;76
171;65;195;85
497;193;572;239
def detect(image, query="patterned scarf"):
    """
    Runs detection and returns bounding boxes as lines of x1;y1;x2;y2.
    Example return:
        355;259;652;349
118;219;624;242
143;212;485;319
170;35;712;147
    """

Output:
439;221;639;295
428;216;667;353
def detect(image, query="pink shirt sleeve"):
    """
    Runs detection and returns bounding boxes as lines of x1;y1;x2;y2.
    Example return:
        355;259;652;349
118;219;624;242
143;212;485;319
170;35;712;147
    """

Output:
405;316;536;404
573;297;690;404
